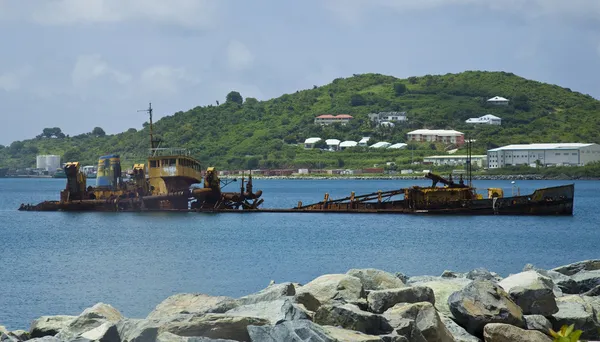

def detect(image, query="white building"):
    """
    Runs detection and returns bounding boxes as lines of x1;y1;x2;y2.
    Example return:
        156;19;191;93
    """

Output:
487;143;600;168
339;141;358;150
358;137;371;147
423;155;488;168
466;114;502;125
487;96;509;106
36;155;61;171
370;142;391;149
407;129;465;146
303;137;322;149
325;139;341;151
368;112;407;124
388;143;408;149
314;114;353;125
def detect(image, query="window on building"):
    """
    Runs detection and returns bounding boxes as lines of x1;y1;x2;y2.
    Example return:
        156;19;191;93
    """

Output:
150;160;157;168
572;153;577;155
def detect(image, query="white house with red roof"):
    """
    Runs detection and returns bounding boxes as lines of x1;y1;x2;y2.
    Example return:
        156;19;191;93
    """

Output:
314;114;353;125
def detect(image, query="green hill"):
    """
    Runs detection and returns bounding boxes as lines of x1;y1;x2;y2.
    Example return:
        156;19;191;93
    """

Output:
2;71;600;171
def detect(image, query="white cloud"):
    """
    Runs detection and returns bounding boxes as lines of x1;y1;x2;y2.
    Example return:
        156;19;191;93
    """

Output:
140;65;199;94
71;54;132;87
0;66;32;91
226;40;255;71
30;0;218;28
324;0;600;22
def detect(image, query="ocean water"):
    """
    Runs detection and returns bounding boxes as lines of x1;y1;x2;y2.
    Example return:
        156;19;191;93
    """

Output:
1;177;599;330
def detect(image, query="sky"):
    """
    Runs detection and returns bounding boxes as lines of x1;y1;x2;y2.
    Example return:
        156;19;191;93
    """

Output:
0;0;599;145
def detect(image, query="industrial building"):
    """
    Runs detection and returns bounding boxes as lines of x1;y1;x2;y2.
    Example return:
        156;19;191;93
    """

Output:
487;143;600;168
423;155;488;168
36;155;61;172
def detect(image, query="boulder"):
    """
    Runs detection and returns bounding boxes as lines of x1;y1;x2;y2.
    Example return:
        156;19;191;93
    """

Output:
236;283;296;305
294;274;364;311
320;326;383;342
347;269;406;291
79;322;120;341
498;271;558;315
406;276;442;285
29;315;77;338
246;319;334;342
158;313;269;341
116;318;162;342
7;330;29;341
147;294;235;320
157;331;239;342
448;280;525;336
439;315;480;342
483;323;551;342
225;299;310;323
367;286;435;314
395;273;409;284
524;315;552;334
523;264;576;295
552;259;600;276
441;271;463;279
416;279;471;317
22;337;61;342
550;295;600;340
571;270;600;293
465;268;502;282
383;302;454;342
0;333;20;342
56;303;123;341
582;284;600;296
314;303;392;335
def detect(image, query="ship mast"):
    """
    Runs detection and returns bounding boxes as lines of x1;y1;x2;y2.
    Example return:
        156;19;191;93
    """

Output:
138;102;158;149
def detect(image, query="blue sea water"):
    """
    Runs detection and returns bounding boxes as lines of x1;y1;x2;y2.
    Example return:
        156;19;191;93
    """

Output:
1;177;599;330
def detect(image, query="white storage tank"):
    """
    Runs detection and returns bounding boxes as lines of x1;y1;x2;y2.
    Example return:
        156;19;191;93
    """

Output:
36;155;61;171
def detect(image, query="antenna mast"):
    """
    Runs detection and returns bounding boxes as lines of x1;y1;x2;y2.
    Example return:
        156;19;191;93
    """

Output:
138;102;157;149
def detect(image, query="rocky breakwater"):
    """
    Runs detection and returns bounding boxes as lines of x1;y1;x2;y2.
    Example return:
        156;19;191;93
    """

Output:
2;260;600;342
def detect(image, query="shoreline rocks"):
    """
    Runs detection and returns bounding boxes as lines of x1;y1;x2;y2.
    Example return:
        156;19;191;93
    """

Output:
2;259;600;341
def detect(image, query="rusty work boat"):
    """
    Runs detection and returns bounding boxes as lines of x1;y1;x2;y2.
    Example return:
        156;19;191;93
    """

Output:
19;103;263;212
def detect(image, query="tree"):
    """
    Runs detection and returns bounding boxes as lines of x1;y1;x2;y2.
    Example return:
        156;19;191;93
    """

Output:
226;91;243;105
408;76;418;84
393;82;407;96
41;127;64;138
350;94;366;106
127;128;137;133
91;127;106;137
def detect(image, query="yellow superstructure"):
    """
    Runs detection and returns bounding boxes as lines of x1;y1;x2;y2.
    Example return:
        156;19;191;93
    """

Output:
147;150;203;195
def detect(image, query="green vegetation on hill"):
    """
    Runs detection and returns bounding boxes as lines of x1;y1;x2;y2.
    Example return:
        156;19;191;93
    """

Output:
1;71;599;171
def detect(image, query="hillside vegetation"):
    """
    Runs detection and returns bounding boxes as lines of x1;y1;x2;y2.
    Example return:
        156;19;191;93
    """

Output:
2;71;599;171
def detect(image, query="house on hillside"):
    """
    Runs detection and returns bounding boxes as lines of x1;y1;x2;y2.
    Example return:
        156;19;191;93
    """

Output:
370;142;391;149
339;141;358;150
368;111;407;125
304;137;322;149
358;137;371;147
325;139;341;151
314;114;353;125
487;96;509;106
466;114;502;125
388;143;408;149
407;129;465;146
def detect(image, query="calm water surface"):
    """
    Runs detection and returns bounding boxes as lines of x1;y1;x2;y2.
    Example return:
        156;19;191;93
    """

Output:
1;178;599;329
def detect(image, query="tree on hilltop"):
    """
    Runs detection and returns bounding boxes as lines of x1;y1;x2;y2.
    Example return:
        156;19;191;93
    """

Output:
226;91;243;105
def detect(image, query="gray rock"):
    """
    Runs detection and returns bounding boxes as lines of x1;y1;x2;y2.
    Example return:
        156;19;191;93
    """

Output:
465;268;502;282
23;337;61;342
367;286;435;314
236;283;296;306
415;279;471;318
439;315;480;342
294;274;364;311
395;273;409;284
524;315;552;334
380;319;426;342
448;280;525;336
116;318;162;342
79;322;120;342
1;333;20;342
347;269;406;291
498;270;558;315
523;265;576;295
571;270;600;293
225;298;309;324
320;326;383;342
383;302;454;342
30;315;77;338
552;259;600;276
158;313;269;341
147;294;235;320
550;295;600;340
483;323;551;342
582;284;600;296
247;319;334;342
405;276;442;285
157;331;238;342
314;303;392;335
7;330;29;341
441;271;463;278
56;303;123;341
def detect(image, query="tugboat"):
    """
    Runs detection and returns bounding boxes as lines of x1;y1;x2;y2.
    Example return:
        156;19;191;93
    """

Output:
19;103;263;212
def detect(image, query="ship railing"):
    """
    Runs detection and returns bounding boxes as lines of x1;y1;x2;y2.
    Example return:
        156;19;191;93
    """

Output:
148;148;191;157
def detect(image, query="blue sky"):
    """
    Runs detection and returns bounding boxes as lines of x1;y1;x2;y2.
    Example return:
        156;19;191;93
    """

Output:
0;0;599;145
